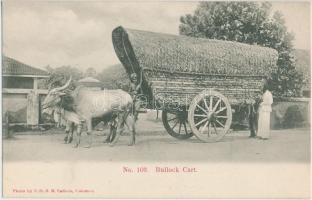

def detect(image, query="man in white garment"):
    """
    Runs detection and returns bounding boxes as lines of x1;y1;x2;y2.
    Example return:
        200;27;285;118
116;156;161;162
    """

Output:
257;87;273;140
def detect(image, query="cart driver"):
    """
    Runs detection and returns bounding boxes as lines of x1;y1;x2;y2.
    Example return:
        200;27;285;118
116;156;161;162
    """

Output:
129;70;143;120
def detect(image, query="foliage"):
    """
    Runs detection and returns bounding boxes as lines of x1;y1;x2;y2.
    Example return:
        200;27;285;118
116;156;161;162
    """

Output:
96;64;130;91
293;49;310;93
282;105;304;128
43;65;83;90
179;2;304;97
42;64;130;92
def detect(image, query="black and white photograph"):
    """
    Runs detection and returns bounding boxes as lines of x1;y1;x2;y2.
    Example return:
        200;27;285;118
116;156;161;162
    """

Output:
1;1;311;198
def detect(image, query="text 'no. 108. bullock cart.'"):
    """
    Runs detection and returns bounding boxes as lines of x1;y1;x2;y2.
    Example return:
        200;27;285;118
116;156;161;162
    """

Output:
112;26;278;142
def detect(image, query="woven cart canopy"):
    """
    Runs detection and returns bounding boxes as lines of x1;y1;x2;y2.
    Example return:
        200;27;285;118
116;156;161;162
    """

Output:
112;26;278;77
112;26;279;106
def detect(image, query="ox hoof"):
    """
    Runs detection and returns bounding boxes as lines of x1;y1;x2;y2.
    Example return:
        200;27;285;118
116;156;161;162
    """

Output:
103;139;110;144
73;144;79;148
128;138;135;146
83;144;91;148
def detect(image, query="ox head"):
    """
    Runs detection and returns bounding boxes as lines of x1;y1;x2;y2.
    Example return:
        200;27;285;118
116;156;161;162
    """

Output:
42;77;72;115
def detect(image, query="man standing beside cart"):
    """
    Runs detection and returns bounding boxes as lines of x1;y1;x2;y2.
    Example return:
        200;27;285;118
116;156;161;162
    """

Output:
129;70;143;121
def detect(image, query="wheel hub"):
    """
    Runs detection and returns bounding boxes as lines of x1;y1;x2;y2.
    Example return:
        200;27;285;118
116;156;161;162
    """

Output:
207;112;216;122
177;112;187;122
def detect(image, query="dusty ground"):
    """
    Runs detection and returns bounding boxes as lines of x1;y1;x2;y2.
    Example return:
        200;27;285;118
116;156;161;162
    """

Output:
3;112;310;163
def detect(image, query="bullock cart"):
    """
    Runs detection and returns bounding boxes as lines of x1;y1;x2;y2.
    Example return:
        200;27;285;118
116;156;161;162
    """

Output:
112;26;278;142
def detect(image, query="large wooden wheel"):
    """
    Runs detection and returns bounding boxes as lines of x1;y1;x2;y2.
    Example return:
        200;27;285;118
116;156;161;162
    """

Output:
188;90;232;142
162;110;193;140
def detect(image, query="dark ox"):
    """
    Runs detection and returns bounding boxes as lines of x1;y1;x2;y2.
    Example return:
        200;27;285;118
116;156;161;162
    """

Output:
42;78;136;147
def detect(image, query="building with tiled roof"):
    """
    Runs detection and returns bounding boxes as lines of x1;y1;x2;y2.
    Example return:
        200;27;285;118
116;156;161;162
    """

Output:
3;56;49;77
2;56;49;125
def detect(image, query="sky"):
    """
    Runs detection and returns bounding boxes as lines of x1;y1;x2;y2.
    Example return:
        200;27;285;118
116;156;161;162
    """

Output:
2;1;311;72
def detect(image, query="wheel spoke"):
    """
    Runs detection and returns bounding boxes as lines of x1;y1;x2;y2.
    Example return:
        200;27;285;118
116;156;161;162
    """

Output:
212;98;221;112
201;121;209;134
212;122;218;135
204;97;209;111
216;115;228;119
167;117;177;122
194;114;207;117
195;117;208;127
215;119;225;128
178;122;182;134
196;104;208;114
172;120;179;129
207;122;211;137
215;106;227;114
209;95;213;111
183;122;188;135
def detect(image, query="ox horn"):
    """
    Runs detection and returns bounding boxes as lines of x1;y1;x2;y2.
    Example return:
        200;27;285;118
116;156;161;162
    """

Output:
54;76;72;92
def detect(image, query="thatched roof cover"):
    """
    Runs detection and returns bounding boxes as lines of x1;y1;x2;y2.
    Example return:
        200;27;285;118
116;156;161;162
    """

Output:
112;26;278;77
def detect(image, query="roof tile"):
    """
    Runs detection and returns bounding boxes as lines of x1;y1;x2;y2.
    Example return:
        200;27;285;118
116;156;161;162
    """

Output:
2;56;49;77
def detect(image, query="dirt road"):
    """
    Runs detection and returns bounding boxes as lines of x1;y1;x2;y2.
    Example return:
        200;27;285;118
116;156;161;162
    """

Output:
3;127;310;163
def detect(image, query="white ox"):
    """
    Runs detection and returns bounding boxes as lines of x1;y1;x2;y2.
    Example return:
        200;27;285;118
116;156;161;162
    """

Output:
42;77;136;147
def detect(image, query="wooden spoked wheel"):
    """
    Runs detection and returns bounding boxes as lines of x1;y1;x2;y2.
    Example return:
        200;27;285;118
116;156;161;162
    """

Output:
162;110;193;140
188;90;232;142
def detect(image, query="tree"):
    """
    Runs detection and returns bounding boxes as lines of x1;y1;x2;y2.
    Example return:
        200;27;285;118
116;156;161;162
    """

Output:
44;65;83;90
179;2;304;97
96;64;130;91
